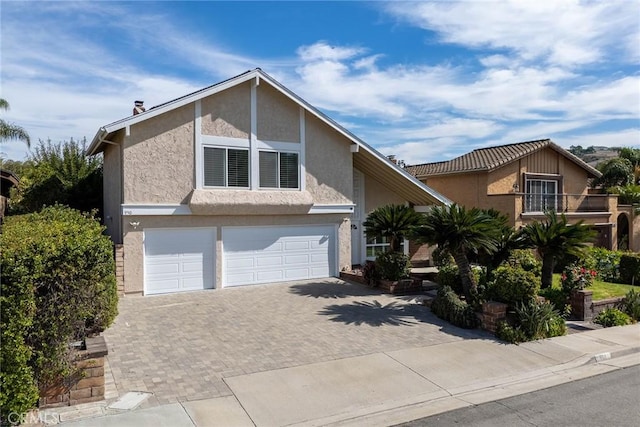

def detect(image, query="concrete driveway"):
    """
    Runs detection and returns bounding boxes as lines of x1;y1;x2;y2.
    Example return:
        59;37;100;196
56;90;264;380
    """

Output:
103;279;486;409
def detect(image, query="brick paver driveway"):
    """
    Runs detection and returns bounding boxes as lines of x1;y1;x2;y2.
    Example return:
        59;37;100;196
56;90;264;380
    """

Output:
104;279;485;408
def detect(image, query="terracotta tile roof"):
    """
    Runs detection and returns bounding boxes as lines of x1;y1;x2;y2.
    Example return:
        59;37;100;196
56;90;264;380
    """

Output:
406;139;601;178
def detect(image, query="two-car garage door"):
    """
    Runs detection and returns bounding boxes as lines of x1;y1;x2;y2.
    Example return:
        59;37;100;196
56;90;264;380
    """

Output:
143;225;336;294
222;225;336;287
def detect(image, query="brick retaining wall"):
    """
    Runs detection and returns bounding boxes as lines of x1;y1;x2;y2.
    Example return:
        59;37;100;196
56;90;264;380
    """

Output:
39;336;108;408
481;301;507;333
570;290;624;321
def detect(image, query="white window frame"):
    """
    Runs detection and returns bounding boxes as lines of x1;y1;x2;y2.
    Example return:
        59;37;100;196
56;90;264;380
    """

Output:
194;84;307;191
525;177;559;212
258;149;300;190
364;233;391;261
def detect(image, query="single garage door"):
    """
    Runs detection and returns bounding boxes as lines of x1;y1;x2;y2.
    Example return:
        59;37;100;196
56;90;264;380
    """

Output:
223;225;336;287
144;228;215;295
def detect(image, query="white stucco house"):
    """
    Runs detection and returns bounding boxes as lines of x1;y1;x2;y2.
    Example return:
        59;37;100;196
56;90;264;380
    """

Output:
88;69;449;295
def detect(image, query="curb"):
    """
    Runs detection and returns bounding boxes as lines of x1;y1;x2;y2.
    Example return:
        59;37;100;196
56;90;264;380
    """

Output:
323;346;640;427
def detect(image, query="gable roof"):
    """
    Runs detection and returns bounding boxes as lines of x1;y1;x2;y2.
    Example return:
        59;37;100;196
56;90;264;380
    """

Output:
88;68;450;206
406;139;602;179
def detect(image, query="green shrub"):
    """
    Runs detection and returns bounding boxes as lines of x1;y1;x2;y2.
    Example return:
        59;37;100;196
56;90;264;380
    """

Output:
618;289;640;321
539;286;570;313
436;263;463;294
515;300;566;340
496;300;567;344
506;249;541;276
430;285;479;329
0;252;39;421
432;246;454;267
1;206;118;389
496;321;528;344
619;254;640;285
375;251;411;281
487;265;540;306
584;247;621;283
594;308;633;327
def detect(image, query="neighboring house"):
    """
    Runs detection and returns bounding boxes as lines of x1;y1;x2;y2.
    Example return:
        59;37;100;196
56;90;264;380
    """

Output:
0;168;19;222
88;69;449;295
406;139;633;251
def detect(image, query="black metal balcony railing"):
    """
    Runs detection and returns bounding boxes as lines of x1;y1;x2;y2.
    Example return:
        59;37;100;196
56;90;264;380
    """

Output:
523;193;609;213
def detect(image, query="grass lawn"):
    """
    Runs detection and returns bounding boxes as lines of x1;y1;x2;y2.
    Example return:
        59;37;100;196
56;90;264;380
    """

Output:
551;274;636;300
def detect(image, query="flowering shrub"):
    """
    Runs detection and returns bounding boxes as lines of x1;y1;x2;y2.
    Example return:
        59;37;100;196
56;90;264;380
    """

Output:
584;247;621;283
561;264;597;293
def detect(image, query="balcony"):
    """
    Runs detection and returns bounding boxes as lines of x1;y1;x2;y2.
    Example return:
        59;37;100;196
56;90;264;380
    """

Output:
486;192;617;224
523;193;611;214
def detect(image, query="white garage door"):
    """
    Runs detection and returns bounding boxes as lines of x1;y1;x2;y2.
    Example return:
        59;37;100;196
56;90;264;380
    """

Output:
144;228;215;295
223;225;336;287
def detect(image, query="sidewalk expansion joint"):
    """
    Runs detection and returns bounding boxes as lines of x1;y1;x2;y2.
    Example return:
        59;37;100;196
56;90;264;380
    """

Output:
382;351;450;396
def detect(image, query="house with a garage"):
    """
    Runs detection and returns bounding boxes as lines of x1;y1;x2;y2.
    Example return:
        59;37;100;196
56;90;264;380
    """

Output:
88;68;449;295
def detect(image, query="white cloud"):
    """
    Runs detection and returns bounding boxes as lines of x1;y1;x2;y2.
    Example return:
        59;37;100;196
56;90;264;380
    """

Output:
562;76;640;119
383;0;640;68
0;0;637;167
297;42;365;62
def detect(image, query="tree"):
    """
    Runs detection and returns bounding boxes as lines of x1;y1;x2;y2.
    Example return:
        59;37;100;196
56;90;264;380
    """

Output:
13;138;102;216
0;98;30;147
619;147;640;184
412;204;501;299
363;204;425;253
519;211;596;289
592;157;634;189
476;209;528;276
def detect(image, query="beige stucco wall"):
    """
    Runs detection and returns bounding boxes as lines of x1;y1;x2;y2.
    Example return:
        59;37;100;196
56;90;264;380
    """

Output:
122;214;350;294
257;84;300;142
422;173;486;209
487;162;519;194
633;212;640;253
304;114;352;205
124;104;195;204
201;82;251;138
103;142;123;243
364;173;405;214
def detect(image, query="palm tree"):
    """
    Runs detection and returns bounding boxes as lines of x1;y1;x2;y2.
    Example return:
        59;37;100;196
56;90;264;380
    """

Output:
519;211;596;289
477;209;528;276
363;204;425;253
0;98;30;147
412;204;501;299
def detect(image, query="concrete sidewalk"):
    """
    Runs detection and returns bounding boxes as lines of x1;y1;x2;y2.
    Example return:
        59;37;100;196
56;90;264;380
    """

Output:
45;324;640;427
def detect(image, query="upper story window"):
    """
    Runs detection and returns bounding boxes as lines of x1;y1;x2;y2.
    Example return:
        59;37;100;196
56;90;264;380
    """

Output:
203;147;249;188
525;177;559;212
259;151;299;189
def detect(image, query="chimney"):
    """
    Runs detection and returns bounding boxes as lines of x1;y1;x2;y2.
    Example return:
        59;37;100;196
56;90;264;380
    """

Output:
387;154;397;164
133;100;145;115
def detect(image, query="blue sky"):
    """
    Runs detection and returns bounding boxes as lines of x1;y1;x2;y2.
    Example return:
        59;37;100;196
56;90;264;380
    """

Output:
1;1;639;164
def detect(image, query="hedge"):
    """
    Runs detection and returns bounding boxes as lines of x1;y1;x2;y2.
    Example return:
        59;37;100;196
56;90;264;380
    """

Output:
620;254;640;285
0;254;39;422
487;264;540;307
430;285;479;329
0;206;118;416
